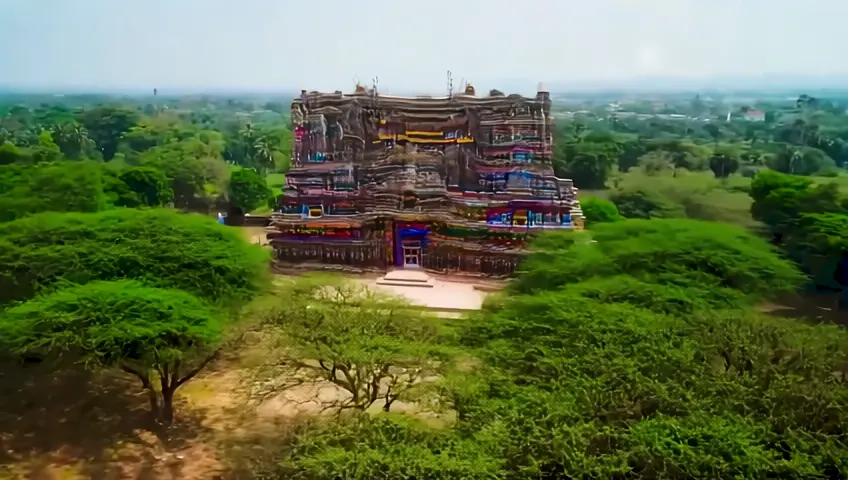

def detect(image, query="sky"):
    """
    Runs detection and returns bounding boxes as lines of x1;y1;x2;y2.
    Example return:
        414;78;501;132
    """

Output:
0;0;845;94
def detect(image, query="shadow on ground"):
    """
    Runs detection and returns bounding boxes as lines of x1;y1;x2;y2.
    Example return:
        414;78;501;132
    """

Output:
761;290;846;325
0;358;213;479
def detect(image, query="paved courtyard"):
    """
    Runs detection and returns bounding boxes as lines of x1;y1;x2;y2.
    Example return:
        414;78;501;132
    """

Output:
357;276;489;311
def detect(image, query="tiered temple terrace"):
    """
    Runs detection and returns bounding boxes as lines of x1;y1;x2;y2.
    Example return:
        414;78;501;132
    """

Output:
267;84;583;277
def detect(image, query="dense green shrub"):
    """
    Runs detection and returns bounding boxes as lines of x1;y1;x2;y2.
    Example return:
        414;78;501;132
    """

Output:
0;208;269;307
514;219;805;307
454;292;848;478
227;217;846;479
227;168;272;215
226;415;503;479
0;161;108;222
609;188;685;219
579;196;622;225
0;280;229;424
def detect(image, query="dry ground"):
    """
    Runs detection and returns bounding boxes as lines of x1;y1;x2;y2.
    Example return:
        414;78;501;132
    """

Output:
0;317;458;479
758;290;846;324
237;227;267;246
0;355;244;480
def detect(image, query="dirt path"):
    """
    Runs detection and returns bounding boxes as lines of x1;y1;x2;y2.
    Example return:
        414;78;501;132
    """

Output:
758;291;845;324
0;356;249;479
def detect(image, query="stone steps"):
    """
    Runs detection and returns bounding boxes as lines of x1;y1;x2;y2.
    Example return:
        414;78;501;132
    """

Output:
375;278;435;288
375;269;435;288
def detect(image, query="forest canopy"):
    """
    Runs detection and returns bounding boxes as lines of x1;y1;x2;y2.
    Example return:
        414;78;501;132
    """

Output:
0;208;269;307
231;219;848;479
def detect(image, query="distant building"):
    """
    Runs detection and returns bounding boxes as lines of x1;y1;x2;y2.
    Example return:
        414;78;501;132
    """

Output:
743;110;766;122
271;86;582;277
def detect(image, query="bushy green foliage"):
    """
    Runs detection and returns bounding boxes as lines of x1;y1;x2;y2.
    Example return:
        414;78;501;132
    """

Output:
557;275;742;315
609;187;686;219
0;161;108;222
609;172;756;227
749;169;848;274
0;280;223;364
278;286;845;479
768;145;837;176
0;208;269;307
454;292;848;478
228;415;503;479
791;213;848;256
0;141;30;164
115;166;174;207
579;196;622;225
514;219;805;308
227;167;272;215
258;277;448;412
0;280;235;424
232;218;848;479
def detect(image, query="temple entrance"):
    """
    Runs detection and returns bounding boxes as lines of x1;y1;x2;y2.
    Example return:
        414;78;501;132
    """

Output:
393;222;430;268
402;240;422;268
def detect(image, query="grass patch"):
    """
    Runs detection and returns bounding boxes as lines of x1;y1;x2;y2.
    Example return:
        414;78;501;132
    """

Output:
266;173;286;190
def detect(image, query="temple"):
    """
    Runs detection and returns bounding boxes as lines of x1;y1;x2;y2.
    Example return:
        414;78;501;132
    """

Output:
267;83;583;277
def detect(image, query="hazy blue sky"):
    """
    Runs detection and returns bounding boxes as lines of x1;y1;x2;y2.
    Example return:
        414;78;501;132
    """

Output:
0;0;844;93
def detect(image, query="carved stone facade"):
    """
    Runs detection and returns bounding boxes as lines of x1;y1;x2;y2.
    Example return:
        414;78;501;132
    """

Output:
267;87;583;277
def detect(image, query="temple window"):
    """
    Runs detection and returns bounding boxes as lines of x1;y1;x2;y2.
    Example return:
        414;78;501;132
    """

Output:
307;205;323;218
528;212;543;226
506;171;533;189
308;152;327;162
281;203;301;215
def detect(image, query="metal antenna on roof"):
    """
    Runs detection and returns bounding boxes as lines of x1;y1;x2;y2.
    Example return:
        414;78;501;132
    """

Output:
370;76;380;110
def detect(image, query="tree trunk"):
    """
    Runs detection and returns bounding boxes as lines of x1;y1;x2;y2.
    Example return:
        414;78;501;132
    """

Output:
160;387;175;426
147;387;161;419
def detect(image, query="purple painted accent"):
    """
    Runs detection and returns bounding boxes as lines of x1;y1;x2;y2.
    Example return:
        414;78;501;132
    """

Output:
394;223;403;267
394;226;429;266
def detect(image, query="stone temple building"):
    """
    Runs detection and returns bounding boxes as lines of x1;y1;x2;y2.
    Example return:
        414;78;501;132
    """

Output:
266;83;582;277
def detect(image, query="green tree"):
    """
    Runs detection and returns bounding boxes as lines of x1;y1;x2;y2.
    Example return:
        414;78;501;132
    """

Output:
0;280;233;425
455;289;848;478
0;161;108;222
637;150;674;175
0;141;30;165
768;145;836;176
788;213;848;259
749;170;845;240
77;107;140;160
514;219;805;305
260;277;444;412
140;139;230;211
709;149;741;178
31;130;61;163
579;197;622;224
609;188;685;219
564;149;615;189
51;122;97;160
227;168;272;215
704;123;722;147
617;138;648;172
117;166;174;207
0;209;269;306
